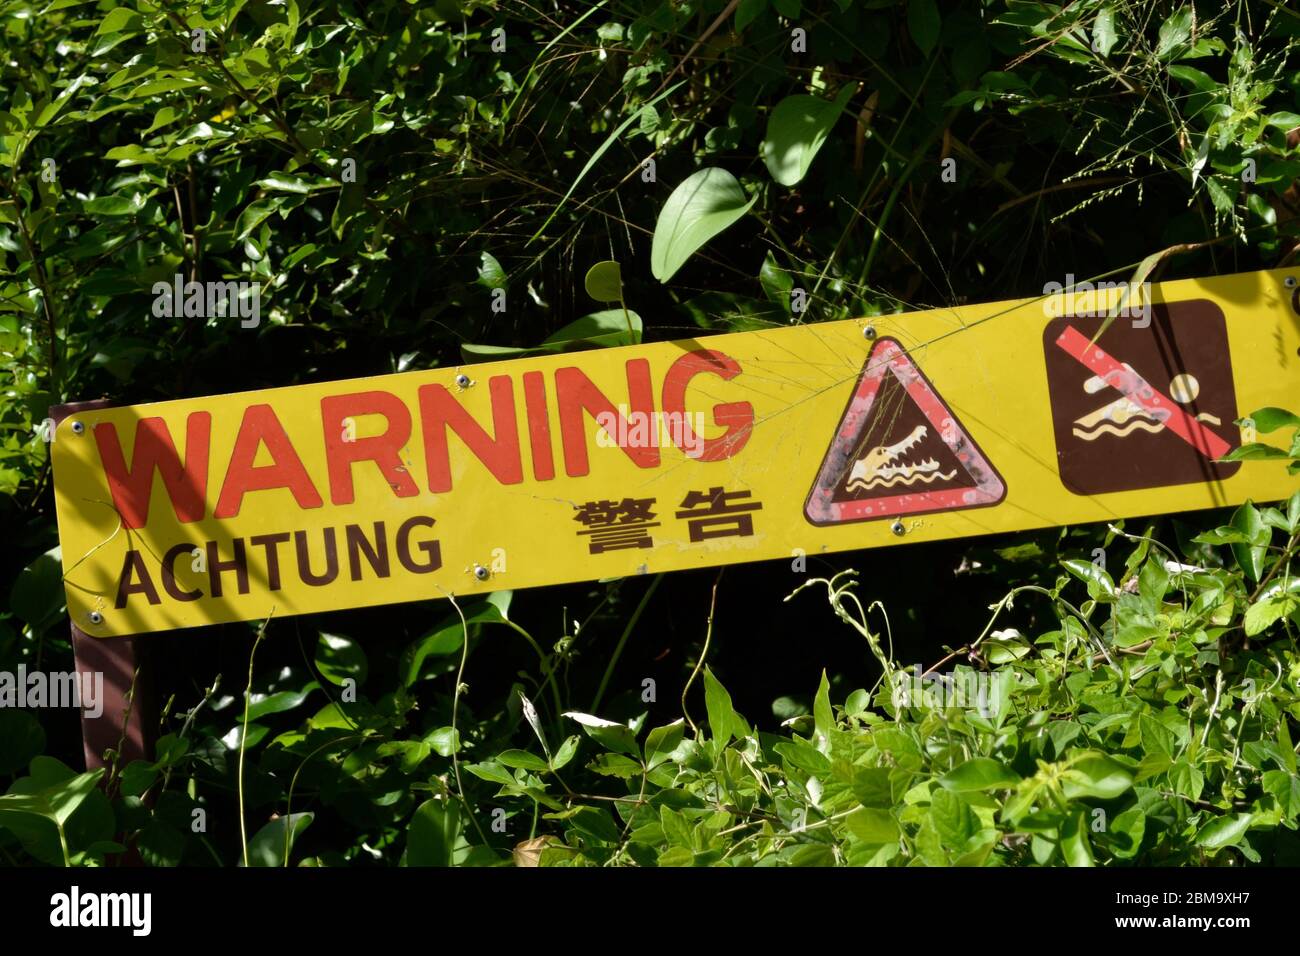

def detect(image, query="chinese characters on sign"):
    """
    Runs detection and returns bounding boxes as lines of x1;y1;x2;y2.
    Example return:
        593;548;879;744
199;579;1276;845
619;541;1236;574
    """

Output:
574;488;763;553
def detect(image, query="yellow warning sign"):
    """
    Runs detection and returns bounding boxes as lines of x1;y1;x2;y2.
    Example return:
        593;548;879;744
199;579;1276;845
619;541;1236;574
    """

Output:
51;268;1300;637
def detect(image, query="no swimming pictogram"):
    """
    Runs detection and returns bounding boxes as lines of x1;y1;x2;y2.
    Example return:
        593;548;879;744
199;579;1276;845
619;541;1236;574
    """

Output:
804;338;1006;526
1043;300;1242;496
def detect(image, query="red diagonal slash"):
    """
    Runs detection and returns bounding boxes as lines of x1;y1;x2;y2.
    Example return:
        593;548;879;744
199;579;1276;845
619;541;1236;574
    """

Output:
1054;325;1231;460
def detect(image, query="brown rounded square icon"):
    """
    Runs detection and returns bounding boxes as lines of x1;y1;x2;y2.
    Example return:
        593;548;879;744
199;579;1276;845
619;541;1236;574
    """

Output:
1042;299;1242;496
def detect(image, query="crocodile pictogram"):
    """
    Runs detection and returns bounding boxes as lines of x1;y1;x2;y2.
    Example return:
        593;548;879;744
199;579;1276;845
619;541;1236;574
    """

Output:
846;424;957;492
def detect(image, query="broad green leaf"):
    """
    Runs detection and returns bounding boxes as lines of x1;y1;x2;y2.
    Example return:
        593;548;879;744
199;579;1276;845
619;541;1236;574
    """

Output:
0;710;45;776
1060;811;1095;867
1156;8;1193;60
477;251;507;288
1244;595;1298;637
244;812;313;866
1062;558;1116;602
1229;501;1269;583
939;758;1021;792
644;720;685;770
563;711;639;757
651;168;756;282
425;726;461;757
1061;752;1133;799
1092;7;1118;57
407;799;460;866
496;749;550;772
1195;813;1253;850
846;807;899;844
1241;407;1300;434
584;260;622;302
703;666;748;743
551;735;580;771
9;547;64;633
907;0;941;56
761;84;855;187
736;0;766;31
315;632;367;686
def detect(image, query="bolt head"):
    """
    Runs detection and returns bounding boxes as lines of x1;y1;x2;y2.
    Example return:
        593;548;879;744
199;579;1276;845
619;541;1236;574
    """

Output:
1286;276;1298;289
455;373;471;388
88;611;103;625
472;564;489;581
891;520;905;536
70;420;85;434
863;325;877;340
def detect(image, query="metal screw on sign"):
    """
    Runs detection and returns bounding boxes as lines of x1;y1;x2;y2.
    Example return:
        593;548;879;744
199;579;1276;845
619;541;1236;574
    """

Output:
891;520;905;536
1285;276;1297;288
87;611;103;626
455;373;471;388
863;325;877;340
472;564;490;581
70;420;85;434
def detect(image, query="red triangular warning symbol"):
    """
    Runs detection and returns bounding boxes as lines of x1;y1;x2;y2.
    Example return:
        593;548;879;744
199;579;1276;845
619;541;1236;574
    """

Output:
804;338;1005;526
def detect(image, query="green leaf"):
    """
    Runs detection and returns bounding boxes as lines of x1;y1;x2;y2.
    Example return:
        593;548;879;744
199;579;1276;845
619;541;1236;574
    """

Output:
1139;714;1176;757
1244;595;1299;637
315;632;367;687
1062;558;1116;602
1092;7;1118;57
1060;811;1095;867
10;547;64;633
758;250;795;305
244;812;313;866
1195;813;1253;850
462;309;642;362
703;666;748;743
407;799;460;866
477;251;507;288
1155;7;1193;60
257;172;314;194
812;669;833;750
1061;752;1133;800
929;789;977;849
95;7;143;35
563;712;640;757
1229;502;1269;583
644;720;685;770
1109;807;1146;859
939;758;1021;792
551;735;580;771
425;726;461;757
651;168;756;282
1168;65;1216;93
584;260;623;302
907;0;941;56
760;84;855;187
1242;407;1300;434
846;807;899;844
1220;442;1291;462
0;710;45;776
736;0;767;32
496;749;550;772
